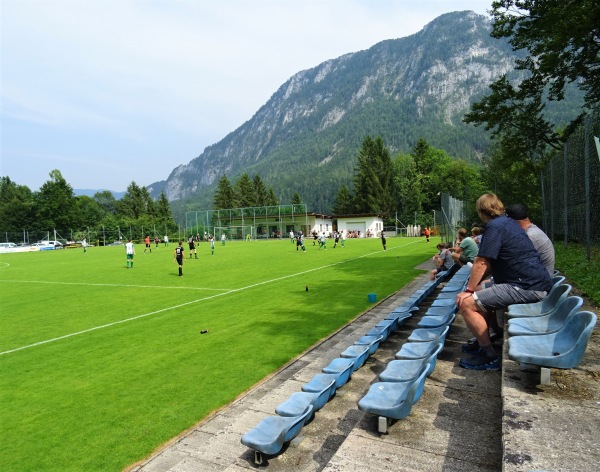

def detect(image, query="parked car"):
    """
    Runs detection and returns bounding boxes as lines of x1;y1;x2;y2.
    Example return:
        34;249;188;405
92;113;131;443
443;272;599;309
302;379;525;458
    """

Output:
34;240;64;249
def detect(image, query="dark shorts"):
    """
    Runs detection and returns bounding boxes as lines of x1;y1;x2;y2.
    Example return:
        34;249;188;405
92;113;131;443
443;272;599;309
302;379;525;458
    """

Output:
473;284;547;311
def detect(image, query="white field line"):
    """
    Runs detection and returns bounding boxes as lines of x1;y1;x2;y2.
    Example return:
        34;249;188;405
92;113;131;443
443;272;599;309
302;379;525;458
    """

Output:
1;280;233;291
1;241;419;356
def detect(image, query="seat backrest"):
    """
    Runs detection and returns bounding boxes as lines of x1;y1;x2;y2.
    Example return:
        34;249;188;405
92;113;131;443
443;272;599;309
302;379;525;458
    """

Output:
542;284;572;310
551;275;566;287
408;362;431;405
283;404;313;442
549;296;584;323
554;311;598;354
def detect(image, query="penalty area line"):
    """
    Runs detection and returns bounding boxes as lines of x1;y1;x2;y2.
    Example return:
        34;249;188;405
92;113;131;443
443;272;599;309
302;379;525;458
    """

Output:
1;239;421;356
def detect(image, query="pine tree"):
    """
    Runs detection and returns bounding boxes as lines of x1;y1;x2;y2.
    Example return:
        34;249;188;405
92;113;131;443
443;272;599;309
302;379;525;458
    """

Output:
235;173;255;208
213;175;235;209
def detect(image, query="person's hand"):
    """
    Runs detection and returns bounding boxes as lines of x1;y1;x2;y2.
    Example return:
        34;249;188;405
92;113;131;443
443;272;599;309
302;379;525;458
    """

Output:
456;291;472;308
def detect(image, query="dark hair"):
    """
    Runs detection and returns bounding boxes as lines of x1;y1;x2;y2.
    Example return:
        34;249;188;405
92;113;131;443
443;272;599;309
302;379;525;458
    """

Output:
506;203;529;220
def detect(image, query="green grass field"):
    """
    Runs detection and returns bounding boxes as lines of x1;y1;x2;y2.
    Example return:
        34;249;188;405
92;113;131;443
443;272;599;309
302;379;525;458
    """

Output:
0;236;435;471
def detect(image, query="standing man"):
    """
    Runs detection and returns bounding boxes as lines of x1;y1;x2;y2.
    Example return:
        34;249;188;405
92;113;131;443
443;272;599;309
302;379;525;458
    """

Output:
164;234;169;247
506;204;555;275
221;233;226;246
290;229;295;244
380;231;387;251
125;238;135;268
174;241;184;276
210;235;215;255
456;193;552;370
424;227;430;243
144;235;152;254
82;238;87;254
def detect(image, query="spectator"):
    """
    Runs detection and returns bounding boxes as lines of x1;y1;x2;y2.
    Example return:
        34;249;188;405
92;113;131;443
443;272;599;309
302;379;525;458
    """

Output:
471;226;483;246
430;242;453;280
506;204;555;275
451;228;478;267
455;193;552;370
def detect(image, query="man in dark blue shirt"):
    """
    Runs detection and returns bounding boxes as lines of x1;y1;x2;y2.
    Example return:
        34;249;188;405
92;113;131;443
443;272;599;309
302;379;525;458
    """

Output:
456;193;552;370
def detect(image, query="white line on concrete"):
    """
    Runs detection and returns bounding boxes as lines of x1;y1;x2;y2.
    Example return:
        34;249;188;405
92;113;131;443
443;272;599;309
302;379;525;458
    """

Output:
1;240;419;356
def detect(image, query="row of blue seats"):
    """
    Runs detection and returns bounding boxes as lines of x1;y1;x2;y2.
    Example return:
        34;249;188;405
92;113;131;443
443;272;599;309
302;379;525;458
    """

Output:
357;266;472;433
240;264;462;464
506;278;597;383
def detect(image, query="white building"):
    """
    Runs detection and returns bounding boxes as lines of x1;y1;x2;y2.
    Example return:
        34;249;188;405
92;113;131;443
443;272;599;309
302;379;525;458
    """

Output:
335;214;384;237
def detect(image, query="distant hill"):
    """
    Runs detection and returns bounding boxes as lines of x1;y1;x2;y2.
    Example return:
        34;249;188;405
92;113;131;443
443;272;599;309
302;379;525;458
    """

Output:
74;189;126;200
148;11;581;214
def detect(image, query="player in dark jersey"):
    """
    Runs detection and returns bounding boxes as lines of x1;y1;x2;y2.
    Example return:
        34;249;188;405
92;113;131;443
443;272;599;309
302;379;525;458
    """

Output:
174;241;185;276
188;236;197;259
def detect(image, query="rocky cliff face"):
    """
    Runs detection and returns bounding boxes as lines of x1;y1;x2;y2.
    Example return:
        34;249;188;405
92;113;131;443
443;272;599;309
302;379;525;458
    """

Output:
149;11;517;207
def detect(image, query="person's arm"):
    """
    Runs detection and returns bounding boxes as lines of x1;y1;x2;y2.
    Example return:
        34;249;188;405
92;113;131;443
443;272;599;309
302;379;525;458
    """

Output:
465;256;490;291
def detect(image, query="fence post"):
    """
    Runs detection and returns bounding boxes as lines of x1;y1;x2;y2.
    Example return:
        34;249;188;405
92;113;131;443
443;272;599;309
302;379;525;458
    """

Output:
584;116;591;261
563;144;568;247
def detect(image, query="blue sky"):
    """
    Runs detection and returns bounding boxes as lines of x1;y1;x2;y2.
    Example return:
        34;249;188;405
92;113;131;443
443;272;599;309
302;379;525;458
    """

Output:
1;0;489;192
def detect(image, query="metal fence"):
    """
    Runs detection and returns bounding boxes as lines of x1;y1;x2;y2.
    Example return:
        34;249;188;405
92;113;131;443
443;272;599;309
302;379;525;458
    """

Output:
1;224;183;247
438;192;465;244
541;111;600;260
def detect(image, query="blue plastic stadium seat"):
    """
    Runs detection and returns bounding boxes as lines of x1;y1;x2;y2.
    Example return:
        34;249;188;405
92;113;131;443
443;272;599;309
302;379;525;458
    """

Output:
354;334;384;355
417;312;455;329
407;325;449;343
367;323;393;342
431;298;457;307
275;390;328;417
507;296;584;336
322;357;354;387
384;311;412;331
302;374;340;397
507;284;572;318
340;344;371;371
380;343;444;382
319;359;354;388
423;305;457;317
358;363;430;433
508;311;597;369
395;339;442;360
241;404;313;464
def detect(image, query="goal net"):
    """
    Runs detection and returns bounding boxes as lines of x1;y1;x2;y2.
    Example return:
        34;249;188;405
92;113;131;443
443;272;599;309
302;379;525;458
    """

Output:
213;225;254;241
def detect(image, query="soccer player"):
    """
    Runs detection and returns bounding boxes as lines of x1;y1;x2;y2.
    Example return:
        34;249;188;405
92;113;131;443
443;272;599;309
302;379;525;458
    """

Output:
125;239;135;268
174;241;184;276
144;235;151;254
210;235;215;255
188;235;197;259
82;238;87;254
164;234;169;247
221;233;226;246
381;232;387;251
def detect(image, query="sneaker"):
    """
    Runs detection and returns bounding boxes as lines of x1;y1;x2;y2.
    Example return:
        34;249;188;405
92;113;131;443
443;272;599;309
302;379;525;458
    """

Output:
461;339;480;353
459;350;500;370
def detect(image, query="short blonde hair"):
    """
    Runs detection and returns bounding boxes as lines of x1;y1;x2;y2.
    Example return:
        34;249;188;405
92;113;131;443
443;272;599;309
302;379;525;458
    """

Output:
476;193;505;218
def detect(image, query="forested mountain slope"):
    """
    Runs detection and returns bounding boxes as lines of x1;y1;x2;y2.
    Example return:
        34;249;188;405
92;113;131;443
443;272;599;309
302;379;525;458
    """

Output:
147;11;568;213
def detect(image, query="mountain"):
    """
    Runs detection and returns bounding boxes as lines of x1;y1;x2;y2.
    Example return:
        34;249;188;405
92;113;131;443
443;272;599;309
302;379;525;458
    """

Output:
147;11;520;212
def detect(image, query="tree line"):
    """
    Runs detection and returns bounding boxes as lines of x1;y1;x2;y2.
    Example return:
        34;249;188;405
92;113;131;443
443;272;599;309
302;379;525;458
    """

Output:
0;170;177;237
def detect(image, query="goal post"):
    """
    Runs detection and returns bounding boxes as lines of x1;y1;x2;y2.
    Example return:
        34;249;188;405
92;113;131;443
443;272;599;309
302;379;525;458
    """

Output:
213;225;254;241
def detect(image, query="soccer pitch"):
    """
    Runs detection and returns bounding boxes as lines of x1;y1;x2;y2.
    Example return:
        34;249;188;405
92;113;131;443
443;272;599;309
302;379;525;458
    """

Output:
0;237;434;471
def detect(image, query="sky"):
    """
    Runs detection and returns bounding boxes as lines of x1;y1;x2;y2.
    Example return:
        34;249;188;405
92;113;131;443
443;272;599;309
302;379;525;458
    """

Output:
1;0;489;193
